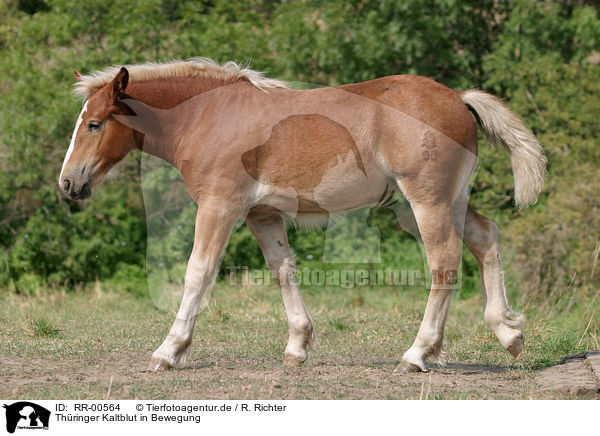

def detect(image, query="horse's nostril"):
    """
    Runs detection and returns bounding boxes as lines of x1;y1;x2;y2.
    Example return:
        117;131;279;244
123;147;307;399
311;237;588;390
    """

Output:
63;179;71;192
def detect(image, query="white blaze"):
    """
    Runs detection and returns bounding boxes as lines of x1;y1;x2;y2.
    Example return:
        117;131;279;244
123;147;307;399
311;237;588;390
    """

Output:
59;100;88;185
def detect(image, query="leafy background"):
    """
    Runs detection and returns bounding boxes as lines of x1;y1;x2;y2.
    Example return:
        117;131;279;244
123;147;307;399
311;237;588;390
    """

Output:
0;0;598;307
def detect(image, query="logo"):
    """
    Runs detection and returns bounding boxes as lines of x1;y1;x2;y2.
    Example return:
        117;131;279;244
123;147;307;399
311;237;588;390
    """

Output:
2;402;50;434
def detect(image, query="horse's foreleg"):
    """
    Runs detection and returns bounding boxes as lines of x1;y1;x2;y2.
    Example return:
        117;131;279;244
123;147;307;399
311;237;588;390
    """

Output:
246;214;316;366
147;200;240;371
396;202;462;373
462;205;525;358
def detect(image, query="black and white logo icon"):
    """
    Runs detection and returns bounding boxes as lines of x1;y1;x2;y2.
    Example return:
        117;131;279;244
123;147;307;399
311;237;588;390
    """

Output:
3;402;50;434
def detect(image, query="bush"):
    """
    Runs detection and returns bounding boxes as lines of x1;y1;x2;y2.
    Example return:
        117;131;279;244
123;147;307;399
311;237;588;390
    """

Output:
0;0;598;302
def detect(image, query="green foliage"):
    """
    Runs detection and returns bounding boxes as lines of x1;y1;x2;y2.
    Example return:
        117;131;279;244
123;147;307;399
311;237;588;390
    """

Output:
270;0;505;88
0;0;598;302
0;182;147;292
476;1;600;300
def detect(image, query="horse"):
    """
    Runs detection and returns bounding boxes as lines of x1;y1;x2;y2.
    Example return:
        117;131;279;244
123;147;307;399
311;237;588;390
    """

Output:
59;58;546;372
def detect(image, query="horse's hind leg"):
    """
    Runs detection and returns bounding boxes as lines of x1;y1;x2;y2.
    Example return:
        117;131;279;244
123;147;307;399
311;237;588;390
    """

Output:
461;205;525;357
246;214;316;366
147;197;241;371
396;201;462;373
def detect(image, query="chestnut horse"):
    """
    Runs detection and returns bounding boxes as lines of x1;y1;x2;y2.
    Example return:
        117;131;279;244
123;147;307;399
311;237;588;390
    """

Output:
59;58;545;372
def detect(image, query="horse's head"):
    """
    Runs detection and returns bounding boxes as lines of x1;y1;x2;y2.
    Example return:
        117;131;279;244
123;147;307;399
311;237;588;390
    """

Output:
59;67;136;200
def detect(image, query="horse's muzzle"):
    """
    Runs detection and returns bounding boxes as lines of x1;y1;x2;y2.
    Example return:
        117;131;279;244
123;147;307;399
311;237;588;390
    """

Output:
61;178;92;200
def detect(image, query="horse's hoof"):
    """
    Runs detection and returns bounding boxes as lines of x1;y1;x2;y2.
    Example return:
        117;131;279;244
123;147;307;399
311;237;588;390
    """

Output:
146;358;173;372
283;352;306;367
507;333;524;359
394;360;426;374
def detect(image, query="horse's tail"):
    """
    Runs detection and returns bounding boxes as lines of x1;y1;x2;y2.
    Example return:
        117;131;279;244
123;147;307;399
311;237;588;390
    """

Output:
460;89;546;208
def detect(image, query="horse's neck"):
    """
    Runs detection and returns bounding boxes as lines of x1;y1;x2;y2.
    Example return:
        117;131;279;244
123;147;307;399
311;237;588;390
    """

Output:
127;76;236;166
127;76;234;110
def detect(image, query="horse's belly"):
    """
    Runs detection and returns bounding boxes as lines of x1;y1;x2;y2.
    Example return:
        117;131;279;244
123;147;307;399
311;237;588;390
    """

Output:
249;164;390;214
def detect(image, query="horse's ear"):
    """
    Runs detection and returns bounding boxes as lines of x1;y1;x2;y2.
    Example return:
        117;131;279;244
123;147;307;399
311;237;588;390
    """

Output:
73;70;82;79
111;67;129;100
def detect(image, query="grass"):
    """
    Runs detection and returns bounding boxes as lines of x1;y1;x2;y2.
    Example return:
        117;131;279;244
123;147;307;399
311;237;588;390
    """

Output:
0;282;598;399
28;317;61;338
328;318;351;332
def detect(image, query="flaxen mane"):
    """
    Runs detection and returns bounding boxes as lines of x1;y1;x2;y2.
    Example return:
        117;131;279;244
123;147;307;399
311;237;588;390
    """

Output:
74;57;288;99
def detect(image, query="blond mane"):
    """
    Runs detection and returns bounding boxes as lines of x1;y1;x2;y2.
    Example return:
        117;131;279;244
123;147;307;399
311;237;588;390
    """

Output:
73;57;288;98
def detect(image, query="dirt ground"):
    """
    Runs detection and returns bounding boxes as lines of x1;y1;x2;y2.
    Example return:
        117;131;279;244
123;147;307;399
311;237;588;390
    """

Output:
536;351;600;398
1;288;599;400
2;349;599;400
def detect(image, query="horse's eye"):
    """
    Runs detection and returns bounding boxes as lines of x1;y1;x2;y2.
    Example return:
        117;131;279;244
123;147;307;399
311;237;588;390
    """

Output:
88;121;102;131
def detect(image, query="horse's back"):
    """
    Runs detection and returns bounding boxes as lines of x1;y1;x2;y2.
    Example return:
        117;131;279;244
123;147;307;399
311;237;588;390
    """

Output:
337;74;478;152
